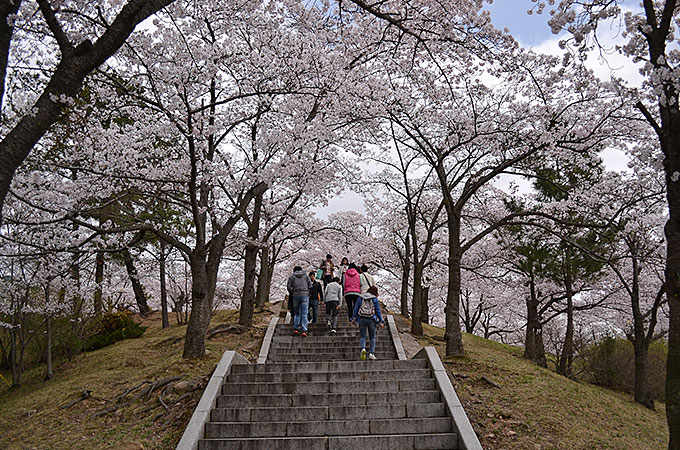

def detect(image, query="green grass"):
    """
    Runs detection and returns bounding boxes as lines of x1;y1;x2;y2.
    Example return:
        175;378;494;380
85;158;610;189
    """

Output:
0;307;273;450
2;309;668;449
409;318;668;449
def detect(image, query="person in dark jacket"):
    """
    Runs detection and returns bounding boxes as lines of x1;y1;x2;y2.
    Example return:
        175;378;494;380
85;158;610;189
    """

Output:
287;266;312;336
308;271;323;324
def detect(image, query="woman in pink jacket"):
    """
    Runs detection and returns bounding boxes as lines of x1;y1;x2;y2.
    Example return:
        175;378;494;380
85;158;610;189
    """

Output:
343;263;361;323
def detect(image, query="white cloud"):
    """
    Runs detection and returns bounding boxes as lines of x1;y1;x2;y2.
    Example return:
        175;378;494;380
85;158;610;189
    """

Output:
527;7;645;88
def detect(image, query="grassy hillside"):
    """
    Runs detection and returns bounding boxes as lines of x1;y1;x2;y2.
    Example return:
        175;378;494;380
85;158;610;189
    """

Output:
0;307;274;450
404;318;669;449
1;309;668;449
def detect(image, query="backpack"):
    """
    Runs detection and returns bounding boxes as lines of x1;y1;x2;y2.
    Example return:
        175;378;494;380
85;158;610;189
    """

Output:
358;297;375;318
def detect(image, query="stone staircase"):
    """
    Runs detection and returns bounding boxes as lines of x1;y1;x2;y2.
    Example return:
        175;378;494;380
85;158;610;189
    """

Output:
267;321;399;361
179;303;481;450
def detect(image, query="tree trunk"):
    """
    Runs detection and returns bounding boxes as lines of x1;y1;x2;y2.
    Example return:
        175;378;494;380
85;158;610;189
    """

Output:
633;336;655;409
0;0;178;218
421;286;430;324
122;248;151;317
255;245;271;308
558;252;574;377
400;234;411;318
665;123;680;450
444;215;464;356
18;312;25;378
183;254;213;358
411;263;423;336
524;271;547;367
240;193;262;327
94;251;104;316
45;315;53;381
0;0;22;117
637;15;680;446
160;241;169;328
241;244;258;326
628;252;655;409
10;295;18;386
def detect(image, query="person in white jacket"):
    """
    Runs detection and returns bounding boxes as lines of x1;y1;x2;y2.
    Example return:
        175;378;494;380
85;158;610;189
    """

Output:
324;277;343;333
359;264;375;294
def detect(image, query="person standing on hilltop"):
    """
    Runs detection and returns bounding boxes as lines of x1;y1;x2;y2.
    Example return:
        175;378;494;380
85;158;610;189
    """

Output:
359;264;375;294
319;254;334;288
339;257;349;283
343;262;361;323
287;266;312;337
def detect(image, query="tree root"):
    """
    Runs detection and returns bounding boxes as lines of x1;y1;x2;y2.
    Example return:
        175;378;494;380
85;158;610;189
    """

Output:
155;336;183;347
481;376;502;389
60;389;92;409
207;324;248;339
113;380;152;402
93;375;182;417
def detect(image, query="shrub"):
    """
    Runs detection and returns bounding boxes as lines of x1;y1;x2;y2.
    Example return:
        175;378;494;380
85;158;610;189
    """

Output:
580;335;666;401
84;312;146;351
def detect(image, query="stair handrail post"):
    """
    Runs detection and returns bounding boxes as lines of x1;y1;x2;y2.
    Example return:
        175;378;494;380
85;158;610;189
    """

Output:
176;351;249;450
257;316;279;364
414;346;483;450
386;315;407;360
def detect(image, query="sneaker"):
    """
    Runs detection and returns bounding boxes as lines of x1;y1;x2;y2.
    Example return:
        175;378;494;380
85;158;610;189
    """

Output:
360;348;367;361
301;332;308;337
368;353;377;360
331;329;336;334
292;329;299;336
327;320;331;329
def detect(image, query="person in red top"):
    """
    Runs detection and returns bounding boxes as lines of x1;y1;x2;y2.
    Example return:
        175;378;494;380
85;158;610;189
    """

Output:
342;262;361;323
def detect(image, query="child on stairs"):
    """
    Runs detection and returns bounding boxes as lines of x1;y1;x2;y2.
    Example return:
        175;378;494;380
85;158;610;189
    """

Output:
352;285;384;360
324;277;343;333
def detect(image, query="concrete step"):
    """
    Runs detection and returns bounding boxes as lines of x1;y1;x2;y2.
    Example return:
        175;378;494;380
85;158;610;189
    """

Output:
198;433;458;450
229;359;428;374
216;390;441;408
211;402;447;422
267;353;397;362
221;379;436;395
277;324;368;332
204;417;452;438
227;368;432;383
269;346;394;354
269;345;395;354
272;336;393;344
274;331;376;338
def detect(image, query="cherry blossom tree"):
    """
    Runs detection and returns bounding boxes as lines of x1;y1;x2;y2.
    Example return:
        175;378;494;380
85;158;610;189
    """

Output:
377;45;631;356
564;170;667;409
368;141;448;334
0;0;183;217
531;0;679;442
3;0;356;358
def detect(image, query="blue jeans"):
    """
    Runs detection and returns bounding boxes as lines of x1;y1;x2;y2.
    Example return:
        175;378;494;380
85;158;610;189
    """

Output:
358;317;376;354
309;299;319;323
293;296;309;332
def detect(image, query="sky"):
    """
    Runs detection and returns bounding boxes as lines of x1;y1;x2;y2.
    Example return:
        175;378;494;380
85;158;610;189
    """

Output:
484;0;557;47
314;1;642;218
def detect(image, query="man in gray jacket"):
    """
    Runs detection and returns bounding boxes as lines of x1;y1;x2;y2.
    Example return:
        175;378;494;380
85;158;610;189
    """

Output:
287;266;312;336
